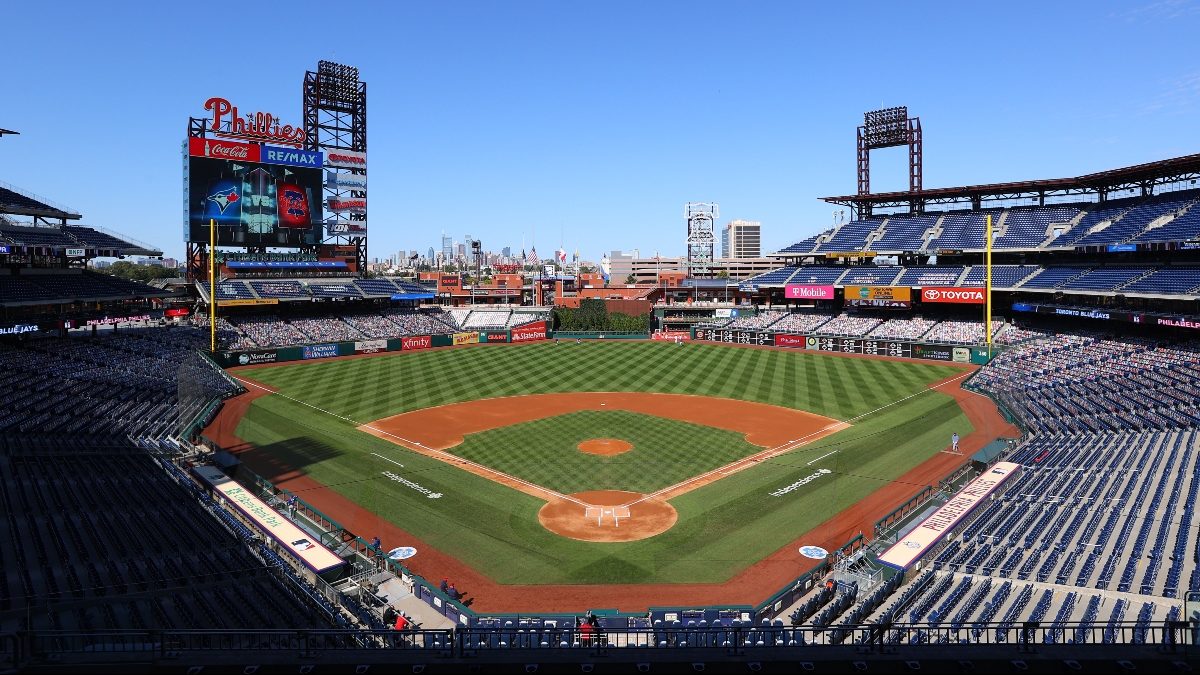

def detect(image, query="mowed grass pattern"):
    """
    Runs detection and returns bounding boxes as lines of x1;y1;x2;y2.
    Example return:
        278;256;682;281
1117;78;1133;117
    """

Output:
235;342;975;584
245;341;963;421
448;410;764;494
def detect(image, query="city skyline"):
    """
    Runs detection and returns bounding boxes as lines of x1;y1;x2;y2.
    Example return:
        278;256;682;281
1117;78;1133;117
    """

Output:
1;2;1198;264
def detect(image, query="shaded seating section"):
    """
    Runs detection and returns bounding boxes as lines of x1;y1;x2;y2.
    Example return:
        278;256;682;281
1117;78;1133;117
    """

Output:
994;206;1079;249
868;215;939;251
0;272;165;305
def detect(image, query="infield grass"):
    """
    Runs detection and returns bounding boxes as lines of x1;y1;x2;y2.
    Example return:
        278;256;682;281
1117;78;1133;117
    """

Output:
234;341;974;584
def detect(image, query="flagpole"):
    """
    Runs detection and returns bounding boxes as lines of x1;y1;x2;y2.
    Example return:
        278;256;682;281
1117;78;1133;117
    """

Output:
209;217;216;353
985;214;993;360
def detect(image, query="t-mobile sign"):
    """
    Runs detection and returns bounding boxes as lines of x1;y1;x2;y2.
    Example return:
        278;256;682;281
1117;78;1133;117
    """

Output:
784;284;835;300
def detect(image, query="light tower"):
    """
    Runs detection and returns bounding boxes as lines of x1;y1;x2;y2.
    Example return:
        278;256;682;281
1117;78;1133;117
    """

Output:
685;202;719;276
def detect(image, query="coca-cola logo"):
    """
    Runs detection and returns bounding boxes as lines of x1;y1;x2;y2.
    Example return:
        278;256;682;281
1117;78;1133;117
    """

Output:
207;142;250;159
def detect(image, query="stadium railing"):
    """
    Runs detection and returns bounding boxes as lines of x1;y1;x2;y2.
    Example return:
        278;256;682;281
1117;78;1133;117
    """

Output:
8;620;1192;669
551;331;650;339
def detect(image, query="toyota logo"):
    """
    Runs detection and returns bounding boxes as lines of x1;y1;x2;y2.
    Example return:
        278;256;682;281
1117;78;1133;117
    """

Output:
926;289;941;300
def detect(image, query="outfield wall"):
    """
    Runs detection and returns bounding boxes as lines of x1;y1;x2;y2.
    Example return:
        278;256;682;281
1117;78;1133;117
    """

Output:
211;321;549;368
691;327;996;364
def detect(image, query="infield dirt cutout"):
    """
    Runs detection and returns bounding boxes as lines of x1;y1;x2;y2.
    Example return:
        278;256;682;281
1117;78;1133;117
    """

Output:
358;392;848;542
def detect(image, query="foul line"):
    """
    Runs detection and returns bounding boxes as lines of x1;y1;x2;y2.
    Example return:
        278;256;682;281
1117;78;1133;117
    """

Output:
621;370;974;509
234;376;587;508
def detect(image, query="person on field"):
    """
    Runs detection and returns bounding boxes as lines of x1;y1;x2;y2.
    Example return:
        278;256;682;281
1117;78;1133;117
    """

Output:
951;432;960;453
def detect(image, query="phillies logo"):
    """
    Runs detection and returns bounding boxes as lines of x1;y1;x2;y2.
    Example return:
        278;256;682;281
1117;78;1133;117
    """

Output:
204;96;306;146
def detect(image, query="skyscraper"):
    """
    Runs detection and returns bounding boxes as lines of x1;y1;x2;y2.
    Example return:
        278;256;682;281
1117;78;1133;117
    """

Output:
441;234;453;260
724;220;762;258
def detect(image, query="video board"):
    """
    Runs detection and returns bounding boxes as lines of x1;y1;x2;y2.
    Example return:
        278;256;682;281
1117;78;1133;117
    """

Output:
183;138;324;245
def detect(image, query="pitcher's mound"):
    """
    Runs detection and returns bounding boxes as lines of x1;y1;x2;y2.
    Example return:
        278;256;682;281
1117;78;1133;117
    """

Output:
539;490;677;542
578;438;633;456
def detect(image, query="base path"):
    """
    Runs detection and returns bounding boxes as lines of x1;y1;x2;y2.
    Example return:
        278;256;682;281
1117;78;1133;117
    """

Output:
204;357;1017;612
360;392;842;450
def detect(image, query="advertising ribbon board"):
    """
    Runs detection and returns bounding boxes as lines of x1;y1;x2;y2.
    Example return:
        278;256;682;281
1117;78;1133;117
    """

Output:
773;333;806;348
193;466;342;573
784;284;835;300
301;344;339;360
878;462;1020;570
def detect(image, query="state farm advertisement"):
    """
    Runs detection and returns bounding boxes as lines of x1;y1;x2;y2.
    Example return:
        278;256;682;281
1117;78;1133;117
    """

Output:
921;287;985;304
773;333;807;348
400;335;432;351
355;339;387;354
511;321;548;343
784;284;835;300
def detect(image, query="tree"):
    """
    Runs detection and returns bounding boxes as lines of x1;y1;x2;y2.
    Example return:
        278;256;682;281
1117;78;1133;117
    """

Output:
101;261;178;283
624;274;637;285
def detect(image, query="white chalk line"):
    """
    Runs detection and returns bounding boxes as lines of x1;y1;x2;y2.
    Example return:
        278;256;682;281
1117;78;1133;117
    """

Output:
234;376;587;508
621;370;974;509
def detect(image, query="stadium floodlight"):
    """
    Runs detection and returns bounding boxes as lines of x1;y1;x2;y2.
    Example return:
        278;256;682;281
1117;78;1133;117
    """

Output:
856;107;922;202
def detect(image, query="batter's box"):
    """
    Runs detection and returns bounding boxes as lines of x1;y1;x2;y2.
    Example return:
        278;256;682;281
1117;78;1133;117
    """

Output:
585;505;632;527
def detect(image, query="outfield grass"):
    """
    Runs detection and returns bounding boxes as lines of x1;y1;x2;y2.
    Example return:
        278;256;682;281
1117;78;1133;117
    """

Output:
447;410;765;494
234;342;973;584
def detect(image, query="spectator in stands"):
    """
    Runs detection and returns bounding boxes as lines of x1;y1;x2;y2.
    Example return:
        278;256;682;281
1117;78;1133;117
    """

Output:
439;578;449;594
393;612;410;631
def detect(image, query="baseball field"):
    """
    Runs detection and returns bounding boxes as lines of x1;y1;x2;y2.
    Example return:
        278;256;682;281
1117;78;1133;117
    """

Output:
209;340;1011;608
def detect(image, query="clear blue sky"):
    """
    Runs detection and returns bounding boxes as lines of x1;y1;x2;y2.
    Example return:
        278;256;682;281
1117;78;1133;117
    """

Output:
2;1;1199;263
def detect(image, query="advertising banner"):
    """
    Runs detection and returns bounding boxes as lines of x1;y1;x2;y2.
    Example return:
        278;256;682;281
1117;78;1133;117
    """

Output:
784;284;835;300
0;323;39;336
217;298;280;307
651;331;691;341
844;285;912;308
185;144;323;246
952;347;971;363
486;332;509;343
327;198;367;214
65;248;86;257
227;350;278;366
774;333;806;348
326;172;367;190
326;219;366;235
261;145;322;169
355;339;387;354
921;287;985;304
193;466;342;573
302;343;339;360
400;335;432;351
453;332;481;346
878;462;1020;570
511;321;548;343
164;308;191;317
323;148;367;169
911;343;954;361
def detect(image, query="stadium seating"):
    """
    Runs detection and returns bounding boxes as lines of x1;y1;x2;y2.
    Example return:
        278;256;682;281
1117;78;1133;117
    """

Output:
894;266;964;287
993;206;1079;249
868;215;939;251
815;220;879;252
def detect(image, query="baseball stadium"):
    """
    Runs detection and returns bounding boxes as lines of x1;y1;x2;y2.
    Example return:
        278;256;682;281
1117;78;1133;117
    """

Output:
4;57;1200;673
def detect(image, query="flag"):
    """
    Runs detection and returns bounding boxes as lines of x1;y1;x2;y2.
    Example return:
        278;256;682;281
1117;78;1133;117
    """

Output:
557;248;567;263
520;248;527;262
573;248;579;263
526;247;539;264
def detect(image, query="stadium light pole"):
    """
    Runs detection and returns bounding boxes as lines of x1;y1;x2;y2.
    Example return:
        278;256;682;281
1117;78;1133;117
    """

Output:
985;214;993;359
209;217;216;353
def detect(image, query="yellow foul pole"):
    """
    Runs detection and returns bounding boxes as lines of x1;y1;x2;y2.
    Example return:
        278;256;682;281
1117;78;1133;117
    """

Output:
985;214;993;358
209;218;216;353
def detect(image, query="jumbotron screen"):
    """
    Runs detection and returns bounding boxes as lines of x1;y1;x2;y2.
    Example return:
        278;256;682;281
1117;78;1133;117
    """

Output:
184;138;324;246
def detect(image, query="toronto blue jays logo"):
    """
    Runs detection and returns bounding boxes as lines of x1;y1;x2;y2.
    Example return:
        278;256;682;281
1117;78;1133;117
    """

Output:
206;187;240;213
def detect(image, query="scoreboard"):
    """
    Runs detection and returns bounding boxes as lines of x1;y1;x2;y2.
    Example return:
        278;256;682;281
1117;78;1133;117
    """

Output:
692;329;970;363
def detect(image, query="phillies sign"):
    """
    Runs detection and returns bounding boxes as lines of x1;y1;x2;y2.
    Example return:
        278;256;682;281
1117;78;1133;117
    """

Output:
922;287;985;304
511;321;548;343
189;137;261;162
773;333;806;348
203;97;306;146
